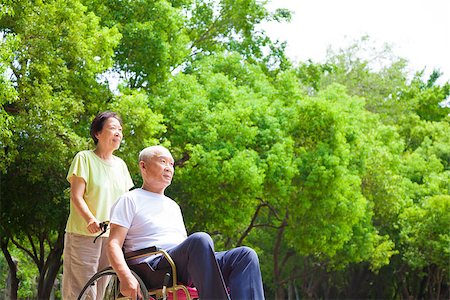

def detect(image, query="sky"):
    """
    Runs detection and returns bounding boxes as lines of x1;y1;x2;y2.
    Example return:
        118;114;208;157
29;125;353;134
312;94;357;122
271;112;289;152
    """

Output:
262;0;450;83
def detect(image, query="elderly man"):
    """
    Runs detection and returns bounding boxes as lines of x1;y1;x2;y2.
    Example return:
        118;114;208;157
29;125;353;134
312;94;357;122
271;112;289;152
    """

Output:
107;145;265;299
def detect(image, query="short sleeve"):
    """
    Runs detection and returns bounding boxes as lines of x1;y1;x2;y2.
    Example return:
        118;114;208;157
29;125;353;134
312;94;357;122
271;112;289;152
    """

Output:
121;159;134;191
67;151;89;183
110;193;136;229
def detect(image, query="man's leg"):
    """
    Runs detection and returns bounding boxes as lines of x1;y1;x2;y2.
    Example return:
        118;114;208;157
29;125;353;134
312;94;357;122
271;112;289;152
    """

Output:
156;232;230;299
215;246;265;300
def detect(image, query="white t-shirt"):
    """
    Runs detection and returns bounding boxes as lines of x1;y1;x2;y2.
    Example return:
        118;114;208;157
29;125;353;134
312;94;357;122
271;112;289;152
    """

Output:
110;188;187;254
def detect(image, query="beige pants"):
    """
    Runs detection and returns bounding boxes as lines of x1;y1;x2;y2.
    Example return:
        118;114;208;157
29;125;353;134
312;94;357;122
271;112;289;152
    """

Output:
62;233;109;300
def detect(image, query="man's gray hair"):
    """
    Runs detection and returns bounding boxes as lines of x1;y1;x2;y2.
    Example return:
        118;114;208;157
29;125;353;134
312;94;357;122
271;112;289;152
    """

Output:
139;145;169;162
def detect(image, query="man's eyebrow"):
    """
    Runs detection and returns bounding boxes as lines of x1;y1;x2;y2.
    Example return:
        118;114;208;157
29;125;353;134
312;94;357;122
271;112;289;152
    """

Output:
155;155;173;160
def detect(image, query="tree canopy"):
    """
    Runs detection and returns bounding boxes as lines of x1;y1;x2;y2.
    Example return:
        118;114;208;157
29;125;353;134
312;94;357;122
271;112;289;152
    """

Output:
1;1;449;299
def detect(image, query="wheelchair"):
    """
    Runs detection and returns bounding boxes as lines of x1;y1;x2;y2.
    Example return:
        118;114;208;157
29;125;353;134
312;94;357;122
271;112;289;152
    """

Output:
77;245;199;300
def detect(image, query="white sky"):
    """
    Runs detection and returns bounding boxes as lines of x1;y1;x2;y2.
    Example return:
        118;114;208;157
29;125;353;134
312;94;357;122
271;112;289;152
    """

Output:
263;0;450;83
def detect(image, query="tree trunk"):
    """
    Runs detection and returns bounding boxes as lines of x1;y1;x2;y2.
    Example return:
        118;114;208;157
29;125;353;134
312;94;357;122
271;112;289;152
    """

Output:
273;212;288;300
1;239;19;300
37;232;64;300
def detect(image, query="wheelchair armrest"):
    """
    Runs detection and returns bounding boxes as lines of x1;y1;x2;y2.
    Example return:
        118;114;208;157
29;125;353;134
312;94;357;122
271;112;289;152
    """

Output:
124;246;180;290
124;246;160;260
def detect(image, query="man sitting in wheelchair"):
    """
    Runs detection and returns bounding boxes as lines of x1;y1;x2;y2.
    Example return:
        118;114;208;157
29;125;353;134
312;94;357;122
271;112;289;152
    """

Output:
107;145;265;300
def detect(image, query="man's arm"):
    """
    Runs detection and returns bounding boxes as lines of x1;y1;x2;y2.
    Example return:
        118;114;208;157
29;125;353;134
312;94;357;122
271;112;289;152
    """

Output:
107;223;142;299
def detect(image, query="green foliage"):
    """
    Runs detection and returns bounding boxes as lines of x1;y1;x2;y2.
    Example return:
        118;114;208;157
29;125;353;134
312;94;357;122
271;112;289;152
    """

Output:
153;54;271;241
0;33;18;173
284;85;392;265
85;0;190;89
399;70;450;122
109;89;166;181
303;36;450;299
400;195;450;270
0;254;6;296
84;0;288;91
186;0;271;60
2;245;40;299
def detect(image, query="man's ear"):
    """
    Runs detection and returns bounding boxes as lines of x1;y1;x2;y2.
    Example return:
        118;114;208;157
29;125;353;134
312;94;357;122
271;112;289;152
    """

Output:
139;161;146;171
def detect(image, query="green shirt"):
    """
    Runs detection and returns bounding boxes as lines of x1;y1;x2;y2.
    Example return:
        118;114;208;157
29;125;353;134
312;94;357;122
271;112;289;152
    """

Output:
65;150;134;236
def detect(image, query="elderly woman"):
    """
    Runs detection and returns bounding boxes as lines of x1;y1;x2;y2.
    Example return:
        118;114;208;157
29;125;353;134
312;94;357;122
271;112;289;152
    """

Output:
62;111;134;299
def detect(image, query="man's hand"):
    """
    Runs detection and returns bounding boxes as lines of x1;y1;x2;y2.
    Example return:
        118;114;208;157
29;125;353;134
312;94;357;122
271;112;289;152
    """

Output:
108;223;143;299
120;275;143;300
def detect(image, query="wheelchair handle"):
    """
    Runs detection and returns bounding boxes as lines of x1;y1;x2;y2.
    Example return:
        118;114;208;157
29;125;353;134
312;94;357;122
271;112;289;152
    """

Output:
93;221;110;243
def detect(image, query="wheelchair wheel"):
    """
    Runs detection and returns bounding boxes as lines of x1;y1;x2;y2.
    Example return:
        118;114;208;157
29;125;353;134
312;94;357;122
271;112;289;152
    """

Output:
78;267;148;300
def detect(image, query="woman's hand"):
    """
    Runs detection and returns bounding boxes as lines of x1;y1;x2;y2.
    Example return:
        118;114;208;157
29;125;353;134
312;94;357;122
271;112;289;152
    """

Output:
87;218;101;234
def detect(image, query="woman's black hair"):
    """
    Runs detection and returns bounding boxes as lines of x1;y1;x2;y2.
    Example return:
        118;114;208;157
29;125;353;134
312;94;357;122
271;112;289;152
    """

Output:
90;111;123;145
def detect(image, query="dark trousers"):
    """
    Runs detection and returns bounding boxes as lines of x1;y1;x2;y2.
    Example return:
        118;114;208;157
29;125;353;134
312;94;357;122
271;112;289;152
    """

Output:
152;232;265;300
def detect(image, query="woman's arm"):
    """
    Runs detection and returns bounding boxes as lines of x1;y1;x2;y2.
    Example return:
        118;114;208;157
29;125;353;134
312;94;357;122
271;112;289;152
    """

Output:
70;175;100;233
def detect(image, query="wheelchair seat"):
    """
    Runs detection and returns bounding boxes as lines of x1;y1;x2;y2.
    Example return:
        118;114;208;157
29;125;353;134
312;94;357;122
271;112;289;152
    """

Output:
125;246;198;300
78;246;198;300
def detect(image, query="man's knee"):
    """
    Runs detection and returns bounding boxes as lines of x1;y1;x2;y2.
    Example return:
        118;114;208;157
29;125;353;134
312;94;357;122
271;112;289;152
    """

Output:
242;246;258;260
187;232;214;251
236;246;260;266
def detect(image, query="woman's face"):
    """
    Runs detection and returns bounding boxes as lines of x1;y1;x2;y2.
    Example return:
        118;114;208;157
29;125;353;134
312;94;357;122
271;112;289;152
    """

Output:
95;117;123;150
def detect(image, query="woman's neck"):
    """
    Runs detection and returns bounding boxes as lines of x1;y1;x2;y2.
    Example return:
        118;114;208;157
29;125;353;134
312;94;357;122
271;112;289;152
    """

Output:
94;146;114;162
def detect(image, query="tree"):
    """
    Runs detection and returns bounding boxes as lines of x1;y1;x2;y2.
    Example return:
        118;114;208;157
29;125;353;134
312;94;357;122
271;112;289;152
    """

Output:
300;36;410;116
300;36;450;299
269;84;399;298
0;19;18;173
83;0;290;91
0;0;120;298
399;195;450;299
1;0;293;297
398;70;450;122
150;53;271;242
148;52;398;298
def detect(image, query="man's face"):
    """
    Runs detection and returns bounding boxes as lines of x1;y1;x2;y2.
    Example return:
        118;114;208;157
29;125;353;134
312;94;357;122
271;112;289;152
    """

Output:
142;149;175;189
